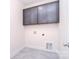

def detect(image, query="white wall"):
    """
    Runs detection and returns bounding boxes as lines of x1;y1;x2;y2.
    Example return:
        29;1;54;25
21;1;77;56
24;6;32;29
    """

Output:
59;0;69;48
24;24;59;51
10;0;25;58
23;0;68;51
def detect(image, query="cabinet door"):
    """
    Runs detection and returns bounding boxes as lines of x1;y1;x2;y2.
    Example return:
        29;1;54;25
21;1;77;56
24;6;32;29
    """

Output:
23;7;37;25
47;2;59;23
38;5;48;24
38;2;59;24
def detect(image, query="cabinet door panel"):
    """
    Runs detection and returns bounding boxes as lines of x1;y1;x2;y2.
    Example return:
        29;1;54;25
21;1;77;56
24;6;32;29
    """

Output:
38;5;48;24
47;2;59;23
23;7;37;25
38;2;59;24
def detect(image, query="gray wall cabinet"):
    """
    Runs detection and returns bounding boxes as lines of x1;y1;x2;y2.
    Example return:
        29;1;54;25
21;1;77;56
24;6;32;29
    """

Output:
23;1;59;25
23;7;38;25
38;2;59;24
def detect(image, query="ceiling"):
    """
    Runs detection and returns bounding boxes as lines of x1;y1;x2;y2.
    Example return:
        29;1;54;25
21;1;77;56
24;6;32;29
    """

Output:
20;0;57;5
20;0;44;4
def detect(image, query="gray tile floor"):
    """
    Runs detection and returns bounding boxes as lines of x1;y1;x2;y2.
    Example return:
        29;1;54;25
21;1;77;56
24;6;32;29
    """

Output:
12;47;59;59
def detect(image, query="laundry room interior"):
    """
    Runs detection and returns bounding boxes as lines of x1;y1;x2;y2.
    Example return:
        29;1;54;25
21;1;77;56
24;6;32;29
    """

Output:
10;0;69;59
